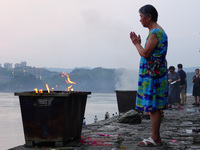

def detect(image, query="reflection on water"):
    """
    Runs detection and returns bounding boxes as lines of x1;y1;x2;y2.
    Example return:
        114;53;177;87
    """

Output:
0;92;118;149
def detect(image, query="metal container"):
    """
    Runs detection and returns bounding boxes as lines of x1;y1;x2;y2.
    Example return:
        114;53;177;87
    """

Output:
115;90;137;114
15;91;91;147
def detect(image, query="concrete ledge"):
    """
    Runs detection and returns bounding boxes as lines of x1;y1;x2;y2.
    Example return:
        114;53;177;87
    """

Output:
10;96;200;150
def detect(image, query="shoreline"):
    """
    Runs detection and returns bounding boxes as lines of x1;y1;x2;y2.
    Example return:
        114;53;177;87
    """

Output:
10;95;200;150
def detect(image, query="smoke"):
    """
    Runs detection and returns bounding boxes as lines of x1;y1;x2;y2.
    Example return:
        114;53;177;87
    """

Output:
114;68;139;90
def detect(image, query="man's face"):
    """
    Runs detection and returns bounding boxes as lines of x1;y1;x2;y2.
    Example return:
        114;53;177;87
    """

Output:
195;69;199;75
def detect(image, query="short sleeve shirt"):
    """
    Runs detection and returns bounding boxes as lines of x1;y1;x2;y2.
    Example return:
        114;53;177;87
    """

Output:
178;70;186;85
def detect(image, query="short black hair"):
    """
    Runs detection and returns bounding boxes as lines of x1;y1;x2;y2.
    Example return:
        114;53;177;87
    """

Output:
139;4;158;22
177;64;183;68
169;66;175;71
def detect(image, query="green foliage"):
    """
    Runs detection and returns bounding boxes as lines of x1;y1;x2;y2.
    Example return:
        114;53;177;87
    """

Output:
0;70;44;92
0;67;116;93
0;66;196;93
74;67;115;92
45;67;115;92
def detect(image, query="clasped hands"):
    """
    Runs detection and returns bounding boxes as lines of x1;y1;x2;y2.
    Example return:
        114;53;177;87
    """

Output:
130;31;141;46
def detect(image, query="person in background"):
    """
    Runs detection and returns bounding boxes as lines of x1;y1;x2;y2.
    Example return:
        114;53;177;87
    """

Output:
130;4;168;147
192;68;200;106
168;66;182;109
83;117;86;126
105;112;109;120
177;64;187;105
94;115;98;123
114;112;118;117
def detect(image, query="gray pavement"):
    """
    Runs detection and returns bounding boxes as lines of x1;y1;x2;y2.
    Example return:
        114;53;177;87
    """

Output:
10;95;200;150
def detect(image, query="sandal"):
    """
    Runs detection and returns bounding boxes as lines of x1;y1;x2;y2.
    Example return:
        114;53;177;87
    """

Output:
137;137;162;147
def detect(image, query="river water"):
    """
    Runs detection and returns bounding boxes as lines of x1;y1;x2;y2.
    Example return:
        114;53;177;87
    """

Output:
0;92;118;150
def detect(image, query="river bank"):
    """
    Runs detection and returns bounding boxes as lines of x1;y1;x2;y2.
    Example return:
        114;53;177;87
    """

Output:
10;95;200;150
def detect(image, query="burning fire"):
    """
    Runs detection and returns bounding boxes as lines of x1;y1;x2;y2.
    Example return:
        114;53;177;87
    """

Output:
34;88;38;93
34;88;45;93
45;84;50;93
62;72;76;91
34;72;76;93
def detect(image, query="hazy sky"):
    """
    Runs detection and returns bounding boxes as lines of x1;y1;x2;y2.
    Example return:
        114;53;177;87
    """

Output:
0;0;199;69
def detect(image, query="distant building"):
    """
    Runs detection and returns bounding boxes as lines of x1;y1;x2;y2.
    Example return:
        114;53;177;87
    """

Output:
14;63;21;68
14;61;27;68
21;61;27;67
0;64;2;68
4;63;12;69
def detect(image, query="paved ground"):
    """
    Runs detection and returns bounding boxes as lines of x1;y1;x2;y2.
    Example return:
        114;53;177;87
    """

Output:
10;95;200;150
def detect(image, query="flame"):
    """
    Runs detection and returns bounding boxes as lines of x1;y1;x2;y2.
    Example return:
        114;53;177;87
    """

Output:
34;88;38;93
67;85;72;91
66;74;76;84
46;84;50;93
62;72;76;91
65;79;70;84
34;73;76;93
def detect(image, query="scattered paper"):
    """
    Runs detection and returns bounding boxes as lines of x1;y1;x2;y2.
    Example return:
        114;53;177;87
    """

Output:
171;81;176;84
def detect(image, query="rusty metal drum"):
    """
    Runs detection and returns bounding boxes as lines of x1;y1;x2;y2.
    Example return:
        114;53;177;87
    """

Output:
15;91;91;147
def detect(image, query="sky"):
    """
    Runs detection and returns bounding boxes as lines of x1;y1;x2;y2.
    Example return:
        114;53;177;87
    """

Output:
0;0;200;70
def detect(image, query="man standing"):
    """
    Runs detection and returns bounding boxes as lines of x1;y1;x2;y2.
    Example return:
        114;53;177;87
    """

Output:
177;64;187;105
94;115;98;123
